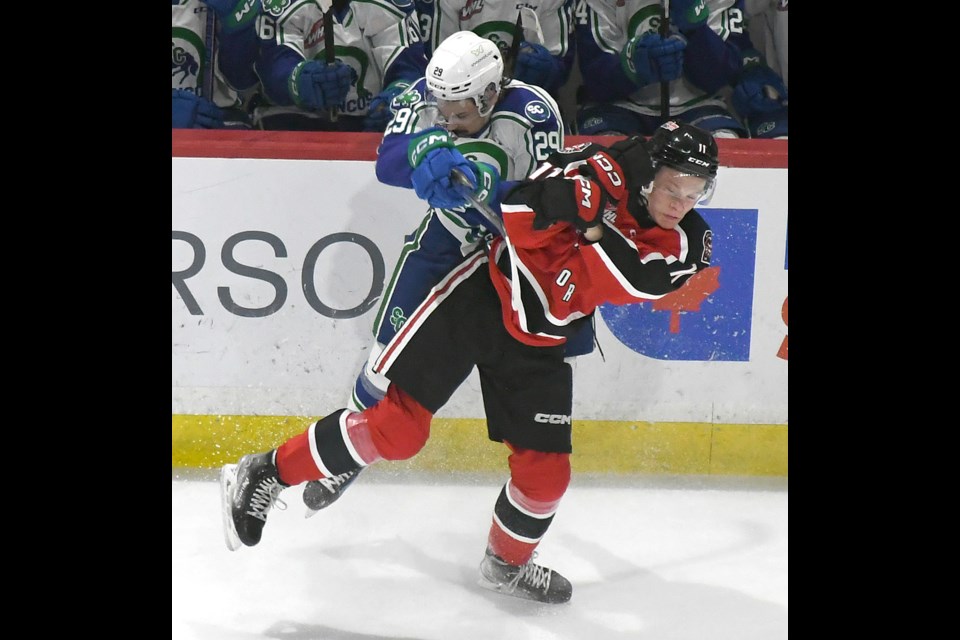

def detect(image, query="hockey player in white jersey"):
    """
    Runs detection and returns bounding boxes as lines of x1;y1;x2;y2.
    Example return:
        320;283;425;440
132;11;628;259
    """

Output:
300;30;595;513
171;0;261;129
414;0;577;102
252;0;428;131
744;0;787;89
574;0;787;138
739;0;786;138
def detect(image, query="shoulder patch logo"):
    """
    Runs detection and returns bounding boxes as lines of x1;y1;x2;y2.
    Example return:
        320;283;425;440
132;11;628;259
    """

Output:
263;0;291;18
393;90;421;108
524;100;550;123
701;229;713;264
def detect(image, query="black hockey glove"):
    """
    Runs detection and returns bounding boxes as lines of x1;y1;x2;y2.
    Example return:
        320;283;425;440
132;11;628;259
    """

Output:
505;175;608;233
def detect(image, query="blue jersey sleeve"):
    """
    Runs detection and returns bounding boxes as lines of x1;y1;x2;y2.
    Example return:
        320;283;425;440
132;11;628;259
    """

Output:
217;23;260;92
381;41;429;88
574;17;635;103
375;130;417;189
254;39;302;106
682;1;753;94
682;28;745;94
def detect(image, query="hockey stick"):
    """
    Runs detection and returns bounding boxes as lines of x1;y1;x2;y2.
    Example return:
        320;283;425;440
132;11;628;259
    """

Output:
659;0;670;120
323;8;339;122
450;168;505;235
503;11;524;82
202;9;217;100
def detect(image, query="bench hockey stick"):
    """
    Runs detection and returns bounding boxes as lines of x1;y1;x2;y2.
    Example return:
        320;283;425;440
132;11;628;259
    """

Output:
323;7;339;122
202;10;217;100
659;0;670;120
316;0;346;122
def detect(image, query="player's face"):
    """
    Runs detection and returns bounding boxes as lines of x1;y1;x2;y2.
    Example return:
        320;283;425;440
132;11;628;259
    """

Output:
436;98;490;137
646;168;708;229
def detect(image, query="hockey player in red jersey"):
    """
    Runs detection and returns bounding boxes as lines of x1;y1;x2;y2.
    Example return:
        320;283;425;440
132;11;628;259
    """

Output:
219;121;719;604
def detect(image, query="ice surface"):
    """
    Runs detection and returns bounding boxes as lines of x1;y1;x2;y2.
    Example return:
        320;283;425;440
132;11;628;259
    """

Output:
173;469;787;640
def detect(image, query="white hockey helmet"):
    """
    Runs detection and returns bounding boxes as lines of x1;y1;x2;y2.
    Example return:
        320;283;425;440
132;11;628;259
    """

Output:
425;31;504;118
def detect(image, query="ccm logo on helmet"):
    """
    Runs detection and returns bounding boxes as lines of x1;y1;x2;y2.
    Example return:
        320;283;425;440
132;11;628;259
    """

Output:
687;156;710;167
535;413;572;424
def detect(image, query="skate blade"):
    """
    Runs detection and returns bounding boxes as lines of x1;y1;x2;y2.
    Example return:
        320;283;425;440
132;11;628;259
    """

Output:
304;507;320;519
477;575;512;596
219;464;242;551
476;575;570;604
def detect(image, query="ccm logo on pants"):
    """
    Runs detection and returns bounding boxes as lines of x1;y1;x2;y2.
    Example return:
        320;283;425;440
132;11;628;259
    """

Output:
535;414;571;425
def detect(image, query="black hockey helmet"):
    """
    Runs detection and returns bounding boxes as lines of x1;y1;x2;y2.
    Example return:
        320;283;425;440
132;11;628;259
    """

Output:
649;121;719;179
648;121;719;203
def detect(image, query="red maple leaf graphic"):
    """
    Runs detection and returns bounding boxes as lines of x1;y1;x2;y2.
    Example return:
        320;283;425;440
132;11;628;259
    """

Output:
777;296;788;360
651;266;720;333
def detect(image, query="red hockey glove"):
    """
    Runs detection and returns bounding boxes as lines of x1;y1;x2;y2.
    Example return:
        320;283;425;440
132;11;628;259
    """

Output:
567;175;607;232
506;175;608;233
605;136;656;191
578;151;627;203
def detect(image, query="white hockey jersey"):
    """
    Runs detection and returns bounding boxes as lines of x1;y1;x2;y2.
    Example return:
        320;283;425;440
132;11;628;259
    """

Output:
416;0;576;60
171;0;246;110
255;0;424;122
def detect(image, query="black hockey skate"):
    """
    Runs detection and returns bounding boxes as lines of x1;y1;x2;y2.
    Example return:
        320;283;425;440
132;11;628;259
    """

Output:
302;468;363;518
220;451;289;551
477;547;573;604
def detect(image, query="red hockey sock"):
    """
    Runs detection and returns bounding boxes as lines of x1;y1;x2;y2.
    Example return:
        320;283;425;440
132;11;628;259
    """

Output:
275;428;322;486
487;519;538;566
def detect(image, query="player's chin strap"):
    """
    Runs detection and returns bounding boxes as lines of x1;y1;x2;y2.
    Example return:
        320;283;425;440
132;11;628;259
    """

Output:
450;168;505;235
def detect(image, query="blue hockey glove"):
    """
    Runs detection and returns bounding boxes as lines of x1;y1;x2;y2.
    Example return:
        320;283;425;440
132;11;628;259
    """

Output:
411;147;478;210
669;0;710;32
731;58;788;120
407;127;453;168
620;32;686;88
513;41;563;90
289;60;356;111
204;0;261;33
363;80;410;132
172;89;224;129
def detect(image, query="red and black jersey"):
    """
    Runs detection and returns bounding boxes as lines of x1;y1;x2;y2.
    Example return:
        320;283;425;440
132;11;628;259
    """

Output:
489;142;713;348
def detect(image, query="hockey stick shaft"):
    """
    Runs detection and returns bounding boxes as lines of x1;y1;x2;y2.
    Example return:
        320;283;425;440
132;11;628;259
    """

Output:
659;0;670;119
202;10;217;100
504;11;524;81
323;9;339;122
450;168;505;235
